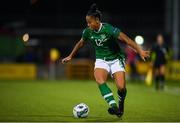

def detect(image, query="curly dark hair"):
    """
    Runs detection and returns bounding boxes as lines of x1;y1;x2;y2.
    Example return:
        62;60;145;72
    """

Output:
87;3;102;20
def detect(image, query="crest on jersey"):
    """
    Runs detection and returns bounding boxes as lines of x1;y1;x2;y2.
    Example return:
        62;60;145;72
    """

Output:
100;34;106;40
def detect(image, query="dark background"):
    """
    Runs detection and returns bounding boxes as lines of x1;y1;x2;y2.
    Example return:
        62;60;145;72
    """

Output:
0;0;165;29
0;0;179;62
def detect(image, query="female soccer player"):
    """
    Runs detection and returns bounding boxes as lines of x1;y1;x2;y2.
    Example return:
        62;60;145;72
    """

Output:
62;4;150;117
151;34;169;90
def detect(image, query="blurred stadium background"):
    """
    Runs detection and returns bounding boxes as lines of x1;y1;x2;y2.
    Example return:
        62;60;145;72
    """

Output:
0;0;180;122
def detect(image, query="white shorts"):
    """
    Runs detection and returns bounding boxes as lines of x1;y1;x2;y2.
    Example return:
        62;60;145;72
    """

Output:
94;59;126;75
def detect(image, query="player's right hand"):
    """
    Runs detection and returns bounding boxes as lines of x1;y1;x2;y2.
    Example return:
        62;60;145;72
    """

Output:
62;56;72;64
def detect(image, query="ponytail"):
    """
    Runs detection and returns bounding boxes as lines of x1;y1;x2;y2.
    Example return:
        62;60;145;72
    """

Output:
87;3;102;20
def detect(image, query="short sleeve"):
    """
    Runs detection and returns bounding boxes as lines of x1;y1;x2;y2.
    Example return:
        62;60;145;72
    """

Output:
109;25;121;39
82;28;89;41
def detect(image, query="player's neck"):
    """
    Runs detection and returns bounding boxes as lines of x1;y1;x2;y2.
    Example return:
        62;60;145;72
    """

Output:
95;23;102;32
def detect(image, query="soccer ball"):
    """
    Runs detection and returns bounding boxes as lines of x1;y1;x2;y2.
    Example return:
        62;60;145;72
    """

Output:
73;103;89;118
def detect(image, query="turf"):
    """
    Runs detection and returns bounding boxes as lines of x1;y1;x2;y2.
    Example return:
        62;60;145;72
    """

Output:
0;80;180;122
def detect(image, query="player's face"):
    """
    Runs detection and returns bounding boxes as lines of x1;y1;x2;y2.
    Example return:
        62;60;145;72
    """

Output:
86;16;100;30
157;34;164;45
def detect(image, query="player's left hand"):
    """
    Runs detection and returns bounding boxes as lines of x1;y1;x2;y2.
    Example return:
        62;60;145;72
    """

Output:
139;50;150;61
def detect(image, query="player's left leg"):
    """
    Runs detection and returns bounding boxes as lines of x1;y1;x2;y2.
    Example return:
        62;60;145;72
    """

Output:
113;72;126;116
110;59;127;116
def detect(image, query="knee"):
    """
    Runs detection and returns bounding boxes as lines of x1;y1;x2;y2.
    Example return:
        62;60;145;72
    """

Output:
117;84;125;90
116;79;126;90
94;77;106;84
94;70;107;84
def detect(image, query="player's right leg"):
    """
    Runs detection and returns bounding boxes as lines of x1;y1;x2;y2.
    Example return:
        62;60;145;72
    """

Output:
94;59;119;116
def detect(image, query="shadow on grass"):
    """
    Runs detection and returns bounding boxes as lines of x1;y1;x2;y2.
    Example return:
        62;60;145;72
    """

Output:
0;114;122;122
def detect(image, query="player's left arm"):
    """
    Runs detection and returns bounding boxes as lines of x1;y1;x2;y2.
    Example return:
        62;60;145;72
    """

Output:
118;32;150;61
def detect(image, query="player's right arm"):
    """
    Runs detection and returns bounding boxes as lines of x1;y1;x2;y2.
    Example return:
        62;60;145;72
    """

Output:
62;38;85;64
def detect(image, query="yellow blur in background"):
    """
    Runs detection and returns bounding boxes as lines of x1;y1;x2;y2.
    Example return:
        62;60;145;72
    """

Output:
50;48;60;62
0;60;180;81
0;64;37;80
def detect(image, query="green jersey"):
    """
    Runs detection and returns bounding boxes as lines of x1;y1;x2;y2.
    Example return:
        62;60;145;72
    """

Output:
82;23;125;60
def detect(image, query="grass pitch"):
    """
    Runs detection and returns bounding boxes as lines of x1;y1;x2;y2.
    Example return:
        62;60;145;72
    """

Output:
0;80;180;122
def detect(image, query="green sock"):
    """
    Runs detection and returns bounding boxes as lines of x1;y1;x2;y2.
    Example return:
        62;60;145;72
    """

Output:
98;83;117;108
